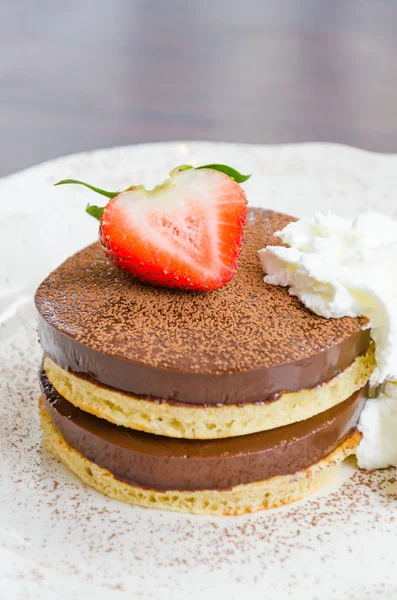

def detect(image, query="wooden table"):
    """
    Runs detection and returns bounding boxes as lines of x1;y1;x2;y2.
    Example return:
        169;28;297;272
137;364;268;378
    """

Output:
1;0;397;177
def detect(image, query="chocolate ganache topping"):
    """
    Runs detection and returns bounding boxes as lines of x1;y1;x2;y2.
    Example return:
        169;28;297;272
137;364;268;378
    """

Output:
35;208;369;405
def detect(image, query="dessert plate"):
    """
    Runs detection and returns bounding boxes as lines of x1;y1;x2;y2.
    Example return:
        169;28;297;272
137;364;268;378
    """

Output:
1;142;397;600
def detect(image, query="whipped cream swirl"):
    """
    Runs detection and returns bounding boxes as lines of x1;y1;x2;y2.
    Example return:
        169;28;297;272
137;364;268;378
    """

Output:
259;211;397;469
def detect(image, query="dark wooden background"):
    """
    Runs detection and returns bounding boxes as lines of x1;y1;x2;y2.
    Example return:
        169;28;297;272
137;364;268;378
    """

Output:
1;0;397;177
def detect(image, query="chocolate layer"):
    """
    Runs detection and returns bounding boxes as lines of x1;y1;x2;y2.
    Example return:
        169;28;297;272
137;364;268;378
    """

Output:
40;370;366;491
35;208;369;405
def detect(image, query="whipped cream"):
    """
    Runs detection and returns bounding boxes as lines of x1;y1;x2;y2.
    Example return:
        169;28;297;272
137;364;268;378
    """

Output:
356;382;397;469
258;211;397;469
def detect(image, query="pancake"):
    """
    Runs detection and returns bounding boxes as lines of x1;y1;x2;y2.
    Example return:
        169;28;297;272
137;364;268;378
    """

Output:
39;371;365;515
35;208;370;411
40;370;365;491
43;346;374;439
41;405;360;516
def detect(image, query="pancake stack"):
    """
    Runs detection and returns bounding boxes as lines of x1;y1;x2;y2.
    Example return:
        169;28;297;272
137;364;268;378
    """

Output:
35;208;375;515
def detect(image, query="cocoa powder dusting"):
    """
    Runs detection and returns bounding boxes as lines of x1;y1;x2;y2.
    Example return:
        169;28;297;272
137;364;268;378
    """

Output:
35;209;365;373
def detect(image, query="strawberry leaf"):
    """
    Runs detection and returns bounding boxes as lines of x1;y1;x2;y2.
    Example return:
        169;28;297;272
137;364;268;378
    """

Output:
197;164;251;183
54;179;118;199
86;204;105;220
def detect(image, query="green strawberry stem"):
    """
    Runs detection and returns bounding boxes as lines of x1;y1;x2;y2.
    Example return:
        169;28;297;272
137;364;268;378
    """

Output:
54;179;118;199
54;179;119;220
196;164;251;183
86;204;105;220
54;164;251;221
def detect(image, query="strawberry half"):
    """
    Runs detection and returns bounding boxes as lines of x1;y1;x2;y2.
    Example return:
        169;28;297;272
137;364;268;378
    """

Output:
55;164;249;291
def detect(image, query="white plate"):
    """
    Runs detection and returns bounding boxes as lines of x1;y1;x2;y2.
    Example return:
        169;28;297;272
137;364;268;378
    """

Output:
1;142;397;600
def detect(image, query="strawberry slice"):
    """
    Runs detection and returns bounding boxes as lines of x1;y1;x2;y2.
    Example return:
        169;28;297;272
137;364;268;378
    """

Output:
55;164;249;291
